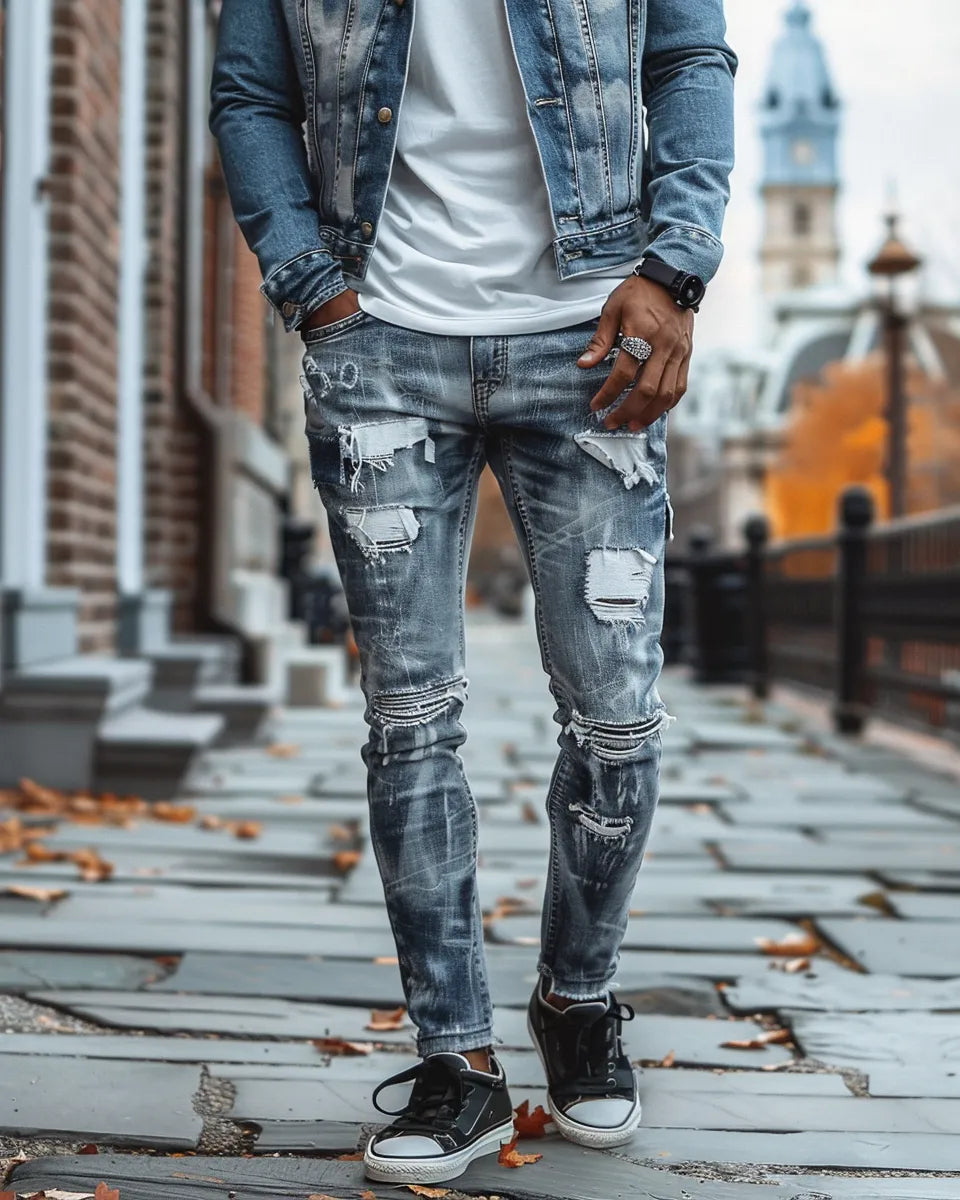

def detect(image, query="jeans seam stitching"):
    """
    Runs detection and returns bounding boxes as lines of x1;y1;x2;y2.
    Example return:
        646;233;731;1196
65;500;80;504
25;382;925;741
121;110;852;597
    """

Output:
540;750;572;971
503;437;553;676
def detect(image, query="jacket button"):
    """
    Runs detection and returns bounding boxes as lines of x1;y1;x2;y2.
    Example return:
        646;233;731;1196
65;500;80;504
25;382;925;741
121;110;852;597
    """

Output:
360;221;374;238
281;301;298;318
377;106;393;124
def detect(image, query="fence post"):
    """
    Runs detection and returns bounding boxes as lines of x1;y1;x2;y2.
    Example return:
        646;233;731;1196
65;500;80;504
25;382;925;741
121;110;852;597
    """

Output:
833;486;875;735
744;514;770;700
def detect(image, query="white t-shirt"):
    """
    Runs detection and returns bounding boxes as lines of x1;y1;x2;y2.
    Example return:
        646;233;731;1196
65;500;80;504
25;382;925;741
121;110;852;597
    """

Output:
346;0;633;335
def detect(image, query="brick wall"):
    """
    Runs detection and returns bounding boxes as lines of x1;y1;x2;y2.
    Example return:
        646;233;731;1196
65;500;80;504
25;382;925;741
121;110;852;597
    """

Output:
142;0;204;633
46;0;124;652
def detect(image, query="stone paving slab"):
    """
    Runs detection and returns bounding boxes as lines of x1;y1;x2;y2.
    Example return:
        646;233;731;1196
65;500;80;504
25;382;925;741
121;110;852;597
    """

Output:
0;950;161;992
817;918;960;975
725;970;960;1013
721;801;955;830
718;838;960;873
0;1055;203;1148
786;1010;960;1068
491;913;801;951
885;892;960;919
5;1150;805;1200
0;1032;326;1066
867;1068;960;1098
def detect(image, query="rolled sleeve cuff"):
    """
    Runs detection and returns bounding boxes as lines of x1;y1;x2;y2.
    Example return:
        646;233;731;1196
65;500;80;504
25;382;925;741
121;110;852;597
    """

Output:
641;224;725;286
260;248;350;332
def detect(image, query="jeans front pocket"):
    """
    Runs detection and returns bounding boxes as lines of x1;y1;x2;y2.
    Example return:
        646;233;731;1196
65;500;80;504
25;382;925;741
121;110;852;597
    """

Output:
300;306;374;346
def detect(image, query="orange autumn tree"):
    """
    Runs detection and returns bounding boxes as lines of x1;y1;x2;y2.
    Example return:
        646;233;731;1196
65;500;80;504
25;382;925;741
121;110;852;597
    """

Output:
766;354;960;539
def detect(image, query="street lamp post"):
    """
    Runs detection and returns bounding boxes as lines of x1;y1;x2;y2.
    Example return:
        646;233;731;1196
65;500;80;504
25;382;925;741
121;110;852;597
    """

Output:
867;212;922;520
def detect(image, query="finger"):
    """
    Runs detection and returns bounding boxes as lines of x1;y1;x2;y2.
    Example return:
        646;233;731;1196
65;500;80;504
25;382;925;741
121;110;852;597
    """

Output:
602;350;668;429
577;306;622;367
588;351;641;413
675;354;690;402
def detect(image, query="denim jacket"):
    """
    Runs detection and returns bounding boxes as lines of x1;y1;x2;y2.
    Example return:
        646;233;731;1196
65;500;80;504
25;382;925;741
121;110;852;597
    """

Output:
210;0;737;332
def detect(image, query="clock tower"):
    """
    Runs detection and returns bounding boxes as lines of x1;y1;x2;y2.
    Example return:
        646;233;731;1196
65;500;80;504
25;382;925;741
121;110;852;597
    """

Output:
759;2;841;293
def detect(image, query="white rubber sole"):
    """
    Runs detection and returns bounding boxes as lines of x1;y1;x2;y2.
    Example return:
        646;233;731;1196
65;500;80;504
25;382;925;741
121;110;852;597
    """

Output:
526;1010;643;1148
362;1118;516;1184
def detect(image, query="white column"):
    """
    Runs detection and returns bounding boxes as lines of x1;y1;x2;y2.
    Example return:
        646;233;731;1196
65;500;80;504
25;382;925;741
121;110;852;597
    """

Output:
116;0;149;597
1;0;53;588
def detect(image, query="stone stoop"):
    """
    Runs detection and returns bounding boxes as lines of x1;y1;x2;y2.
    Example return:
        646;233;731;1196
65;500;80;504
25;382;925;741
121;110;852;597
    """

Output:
285;644;354;708
94;707;225;800
192;683;280;746
0;657;150;790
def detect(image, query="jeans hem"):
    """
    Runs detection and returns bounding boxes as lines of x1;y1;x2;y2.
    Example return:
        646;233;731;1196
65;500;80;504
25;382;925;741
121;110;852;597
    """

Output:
417;1025;495;1058
537;962;611;1001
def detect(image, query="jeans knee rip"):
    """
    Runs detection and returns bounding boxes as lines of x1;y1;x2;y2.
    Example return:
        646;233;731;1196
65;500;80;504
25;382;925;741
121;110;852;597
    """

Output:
584;546;657;624
370;676;469;756
338;417;435;492
565;708;673;765
567;802;634;844
574;430;659;490
343;504;420;562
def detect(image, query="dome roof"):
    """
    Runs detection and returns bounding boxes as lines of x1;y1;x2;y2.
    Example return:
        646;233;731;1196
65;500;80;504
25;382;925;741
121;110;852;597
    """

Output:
761;2;839;123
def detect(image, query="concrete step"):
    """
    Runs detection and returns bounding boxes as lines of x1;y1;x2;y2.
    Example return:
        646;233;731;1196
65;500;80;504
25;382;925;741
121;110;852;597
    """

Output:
284;645;352;708
0;657;153;789
192;683;280;745
144;637;242;711
94;707;225;800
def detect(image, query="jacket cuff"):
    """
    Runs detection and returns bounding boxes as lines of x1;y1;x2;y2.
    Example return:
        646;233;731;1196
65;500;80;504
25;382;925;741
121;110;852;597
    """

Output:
640;225;725;286
260;248;350;332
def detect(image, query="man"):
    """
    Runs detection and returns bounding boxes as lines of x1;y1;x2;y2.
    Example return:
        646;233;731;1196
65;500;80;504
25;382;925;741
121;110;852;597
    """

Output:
211;0;735;1184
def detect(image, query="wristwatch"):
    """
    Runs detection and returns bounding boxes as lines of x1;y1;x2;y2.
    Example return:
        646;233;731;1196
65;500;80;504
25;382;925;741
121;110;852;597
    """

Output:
632;256;706;312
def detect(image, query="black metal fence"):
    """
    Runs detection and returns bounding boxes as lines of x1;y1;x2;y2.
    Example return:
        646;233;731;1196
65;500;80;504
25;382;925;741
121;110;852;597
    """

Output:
672;488;960;742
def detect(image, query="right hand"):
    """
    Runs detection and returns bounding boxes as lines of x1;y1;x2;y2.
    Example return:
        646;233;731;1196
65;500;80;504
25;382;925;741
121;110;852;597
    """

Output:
301;287;361;332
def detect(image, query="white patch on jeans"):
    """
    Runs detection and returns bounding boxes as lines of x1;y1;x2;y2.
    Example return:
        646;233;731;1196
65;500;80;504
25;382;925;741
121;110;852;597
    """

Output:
574;431;659;490
343;504;420;561
584;547;657;624
338;417;436;492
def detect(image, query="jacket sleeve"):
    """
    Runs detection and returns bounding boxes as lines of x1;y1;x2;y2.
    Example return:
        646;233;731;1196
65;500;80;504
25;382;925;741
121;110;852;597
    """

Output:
639;0;738;285
209;0;348;331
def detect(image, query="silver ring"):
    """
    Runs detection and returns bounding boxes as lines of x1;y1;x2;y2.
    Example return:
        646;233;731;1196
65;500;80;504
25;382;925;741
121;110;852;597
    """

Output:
617;334;654;363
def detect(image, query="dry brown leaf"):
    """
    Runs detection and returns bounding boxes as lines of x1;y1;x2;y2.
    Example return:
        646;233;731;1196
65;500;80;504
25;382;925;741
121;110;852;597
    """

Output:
327;823;353;843
406;1188;451;1198
69;847;114;882
659;1049;677;1068
23;841;62;862
512;1099;553;1138
721;1028;792;1050
306;1194;339;1199
152;802;196;823
276;794;304;805
497;1133;542;1168
359;1193;377;1200
754;930;821;957
333;849;361;872
198;814;225;830
335;1152;363;1160
78;1144;99;1154
233;821;262;840
311;1036;374;1056
374;955;398;965
365;1005;407;1031
783;956;812;973
94;1184;119;1200
267;742;300;758
520;801;539;824
5;883;68;903
0;1191;17;1200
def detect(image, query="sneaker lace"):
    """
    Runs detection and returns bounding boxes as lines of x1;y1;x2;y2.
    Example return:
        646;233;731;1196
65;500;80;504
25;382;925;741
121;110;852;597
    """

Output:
571;998;635;1091
371;1058;466;1135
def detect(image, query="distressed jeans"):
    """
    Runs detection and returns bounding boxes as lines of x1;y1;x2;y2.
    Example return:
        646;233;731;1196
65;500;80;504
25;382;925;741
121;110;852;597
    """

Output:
302;309;672;1057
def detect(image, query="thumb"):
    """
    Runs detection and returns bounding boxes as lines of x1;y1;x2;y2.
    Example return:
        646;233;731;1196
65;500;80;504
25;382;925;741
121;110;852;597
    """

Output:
577;308;620;366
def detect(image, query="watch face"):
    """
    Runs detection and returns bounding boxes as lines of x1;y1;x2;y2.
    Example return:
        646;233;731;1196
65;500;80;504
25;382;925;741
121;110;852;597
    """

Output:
679;274;705;306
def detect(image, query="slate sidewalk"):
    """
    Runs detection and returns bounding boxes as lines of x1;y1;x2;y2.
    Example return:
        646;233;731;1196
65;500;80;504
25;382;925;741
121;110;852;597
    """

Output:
2;610;959;1200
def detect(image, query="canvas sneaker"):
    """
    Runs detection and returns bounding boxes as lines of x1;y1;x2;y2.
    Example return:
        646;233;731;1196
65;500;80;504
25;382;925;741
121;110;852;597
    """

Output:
363;1050;515;1184
527;974;642;1147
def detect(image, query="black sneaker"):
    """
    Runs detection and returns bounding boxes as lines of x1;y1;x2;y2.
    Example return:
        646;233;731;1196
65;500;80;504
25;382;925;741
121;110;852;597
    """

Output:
527;975;642;1147
363;1051;515;1184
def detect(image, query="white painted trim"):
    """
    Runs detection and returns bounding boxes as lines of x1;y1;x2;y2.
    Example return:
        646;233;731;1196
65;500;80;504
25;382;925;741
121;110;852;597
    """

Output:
1;0;53;588
116;0;149;596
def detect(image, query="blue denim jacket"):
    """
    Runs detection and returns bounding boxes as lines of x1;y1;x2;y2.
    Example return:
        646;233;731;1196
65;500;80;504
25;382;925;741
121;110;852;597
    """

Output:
210;0;737;332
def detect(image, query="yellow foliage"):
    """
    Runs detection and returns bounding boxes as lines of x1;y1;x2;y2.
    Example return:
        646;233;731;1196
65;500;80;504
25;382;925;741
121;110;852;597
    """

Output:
766;354;960;539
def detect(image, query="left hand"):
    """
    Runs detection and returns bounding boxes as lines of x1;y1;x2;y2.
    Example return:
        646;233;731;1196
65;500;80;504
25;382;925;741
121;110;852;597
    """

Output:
578;275;695;431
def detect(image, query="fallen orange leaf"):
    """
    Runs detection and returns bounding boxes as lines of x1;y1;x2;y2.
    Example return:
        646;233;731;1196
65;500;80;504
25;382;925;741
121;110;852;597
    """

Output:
521;802;539;824
152;802;196;823
497;1133;542;1168
232;821;262;840
94;1184;119;1200
78;1144;99;1155
721;1028;792;1050
333;850;361;872
783;956;812;973
267;743;300;758
374;956;399;965
335;1152;362;1160
327;823;353;843
198;814;224;830
754;931;821;957
407;1187;451;1197
512;1099;553;1138
311;1037;374;1056
659;1049;677;1068
365;1005;407;1031
4;884;68;903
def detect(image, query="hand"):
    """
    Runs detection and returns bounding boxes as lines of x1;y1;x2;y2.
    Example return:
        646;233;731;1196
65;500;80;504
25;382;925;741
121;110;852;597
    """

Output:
301;287;361;332
578;276;694;431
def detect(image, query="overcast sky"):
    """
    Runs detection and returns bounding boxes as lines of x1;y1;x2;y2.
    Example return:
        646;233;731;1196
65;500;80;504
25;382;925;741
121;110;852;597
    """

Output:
695;0;960;352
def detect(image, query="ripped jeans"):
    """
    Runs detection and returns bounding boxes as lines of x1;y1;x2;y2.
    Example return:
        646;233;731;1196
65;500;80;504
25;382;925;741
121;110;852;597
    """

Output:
302;309;671;1057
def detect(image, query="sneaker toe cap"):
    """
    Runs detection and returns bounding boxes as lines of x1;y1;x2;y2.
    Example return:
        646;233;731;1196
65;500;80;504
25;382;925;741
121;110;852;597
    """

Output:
370;1133;443;1158
564;1097;636;1128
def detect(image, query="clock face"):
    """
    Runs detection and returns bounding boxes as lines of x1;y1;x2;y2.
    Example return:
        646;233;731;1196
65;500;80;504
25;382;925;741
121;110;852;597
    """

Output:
791;138;815;166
